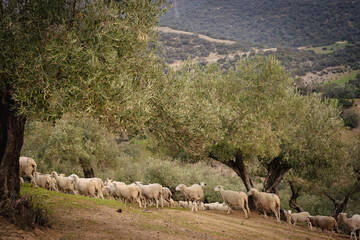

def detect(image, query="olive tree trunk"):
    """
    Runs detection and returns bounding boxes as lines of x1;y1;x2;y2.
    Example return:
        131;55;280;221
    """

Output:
0;94;26;200
262;156;291;195
289;181;304;212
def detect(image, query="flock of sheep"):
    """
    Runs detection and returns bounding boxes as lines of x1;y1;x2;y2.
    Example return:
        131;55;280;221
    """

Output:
19;156;360;239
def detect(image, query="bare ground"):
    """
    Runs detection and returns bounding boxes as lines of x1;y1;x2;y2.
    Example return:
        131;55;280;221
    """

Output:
0;199;349;240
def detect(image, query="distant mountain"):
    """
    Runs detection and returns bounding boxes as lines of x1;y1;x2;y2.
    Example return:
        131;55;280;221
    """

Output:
160;0;360;47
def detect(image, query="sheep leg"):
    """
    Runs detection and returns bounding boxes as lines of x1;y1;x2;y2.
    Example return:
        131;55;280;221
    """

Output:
137;198;142;209
227;205;231;214
263;210;268;218
273;209;280;223
241;207;248;219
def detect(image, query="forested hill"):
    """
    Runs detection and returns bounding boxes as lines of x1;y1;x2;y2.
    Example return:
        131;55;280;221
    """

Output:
159;0;360;47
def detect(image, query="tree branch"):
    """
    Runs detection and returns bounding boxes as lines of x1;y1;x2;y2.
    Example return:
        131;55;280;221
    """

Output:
323;192;336;204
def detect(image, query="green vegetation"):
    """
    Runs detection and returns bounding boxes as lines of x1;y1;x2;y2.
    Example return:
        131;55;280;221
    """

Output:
324;70;360;85
303;41;351;54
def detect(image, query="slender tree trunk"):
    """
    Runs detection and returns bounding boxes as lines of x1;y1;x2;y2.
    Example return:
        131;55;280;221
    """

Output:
82;166;94;178
0;94;26;201
79;159;94;178
289;181;304;212
263;156;291;195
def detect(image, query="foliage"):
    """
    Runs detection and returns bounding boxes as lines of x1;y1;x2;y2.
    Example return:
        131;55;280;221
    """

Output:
148;56;348;184
21;114;121;177
1;0;169;132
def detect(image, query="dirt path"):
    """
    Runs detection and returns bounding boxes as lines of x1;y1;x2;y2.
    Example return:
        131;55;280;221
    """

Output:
157;27;236;45
0;202;348;240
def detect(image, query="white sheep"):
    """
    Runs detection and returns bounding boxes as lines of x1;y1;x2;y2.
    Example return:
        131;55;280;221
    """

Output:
135;182;164;209
51;171;76;194
68;174;103;198
247;188;280;222
179;200;195;209
204;202;229;211
102;186;111;199
19;157;37;187
214;185;250;219
283;210;310;226
308;215;339;233
163;198;175;208
44;174;58;192
162;187;172;202
175;183;204;212
33;172;51;189
113;182;142;208
337;213;360;240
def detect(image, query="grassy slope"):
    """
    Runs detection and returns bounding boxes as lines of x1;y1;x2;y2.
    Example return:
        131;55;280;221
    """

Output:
301;42;351;55
324;70;360;85
10;184;349;240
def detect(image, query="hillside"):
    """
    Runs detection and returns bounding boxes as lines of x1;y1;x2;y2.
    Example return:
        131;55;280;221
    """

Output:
1;185;349;240
160;0;360;47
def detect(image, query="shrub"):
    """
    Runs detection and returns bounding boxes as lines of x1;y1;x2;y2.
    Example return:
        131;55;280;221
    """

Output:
341;110;359;129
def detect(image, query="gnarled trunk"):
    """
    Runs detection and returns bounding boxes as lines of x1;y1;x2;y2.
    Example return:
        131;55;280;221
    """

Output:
0;95;26;200
289;181;304;212
263;156;291;195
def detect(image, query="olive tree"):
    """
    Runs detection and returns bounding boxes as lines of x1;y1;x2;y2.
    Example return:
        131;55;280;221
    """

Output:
0;0;167;200
148;57;350;195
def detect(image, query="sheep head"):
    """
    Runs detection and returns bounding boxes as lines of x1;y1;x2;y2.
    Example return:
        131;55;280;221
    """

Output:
175;184;186;191
247;188;258;196
213;185;223;192
337;212;347;222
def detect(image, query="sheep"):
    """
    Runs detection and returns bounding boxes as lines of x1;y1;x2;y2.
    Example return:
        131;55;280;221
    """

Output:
51;171;76;194
179;200;195;209
204;202;229;211
68;174;103;198
163;198;175;208
162;187;172;202
102;186;111;199
175;183;204;212
337;213;360;240
247;188;280;223
283;210;310;226
44;174;58;191
33;172;51;189
135;182;164;209
113;182;142;208
19;157;37;187
214;185;250;219
308;215;339;233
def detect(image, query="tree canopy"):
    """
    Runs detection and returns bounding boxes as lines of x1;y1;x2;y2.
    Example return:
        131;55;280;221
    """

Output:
148;56;351;194
0;0;168;199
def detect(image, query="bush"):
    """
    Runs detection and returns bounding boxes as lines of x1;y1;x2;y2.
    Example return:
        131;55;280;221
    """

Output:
341;110;359;129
